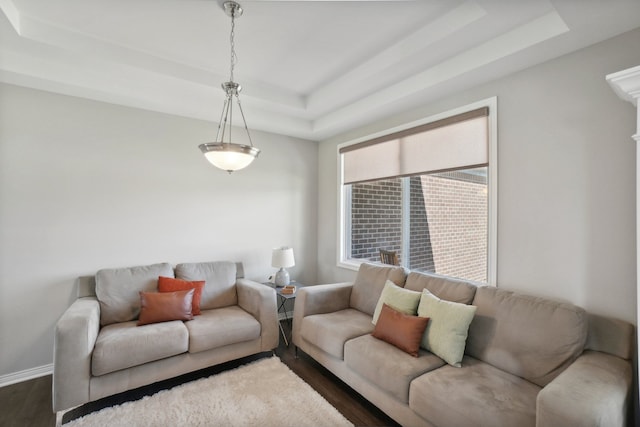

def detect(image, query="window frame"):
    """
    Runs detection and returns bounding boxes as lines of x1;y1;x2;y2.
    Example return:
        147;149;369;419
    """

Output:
337;97;498;286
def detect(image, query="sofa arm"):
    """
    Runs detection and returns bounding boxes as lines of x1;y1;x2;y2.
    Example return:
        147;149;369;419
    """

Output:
536;350;632;427
292;282;353;348
237;278;278;351
53;297;100;412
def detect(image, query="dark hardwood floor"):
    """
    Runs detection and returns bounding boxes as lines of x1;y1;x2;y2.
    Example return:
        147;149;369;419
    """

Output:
0;375;54;427
0;321;399;427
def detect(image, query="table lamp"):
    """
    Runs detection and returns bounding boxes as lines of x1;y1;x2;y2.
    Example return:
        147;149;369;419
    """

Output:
272;247;295;287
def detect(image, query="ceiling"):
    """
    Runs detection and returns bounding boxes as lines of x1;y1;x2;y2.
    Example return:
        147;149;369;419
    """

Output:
1;0;639;141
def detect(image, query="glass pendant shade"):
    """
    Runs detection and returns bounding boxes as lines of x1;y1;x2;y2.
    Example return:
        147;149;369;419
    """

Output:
199;142;260;172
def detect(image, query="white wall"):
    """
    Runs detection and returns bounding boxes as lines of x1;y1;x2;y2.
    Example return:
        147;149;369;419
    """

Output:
0;84;317;379
318;28;640;324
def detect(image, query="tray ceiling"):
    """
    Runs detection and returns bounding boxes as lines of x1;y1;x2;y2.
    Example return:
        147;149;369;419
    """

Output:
1;0;639;140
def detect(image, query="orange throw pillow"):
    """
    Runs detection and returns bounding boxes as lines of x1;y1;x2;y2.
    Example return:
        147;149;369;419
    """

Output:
158;276;205;315
372;303;429;357
138;289;194;326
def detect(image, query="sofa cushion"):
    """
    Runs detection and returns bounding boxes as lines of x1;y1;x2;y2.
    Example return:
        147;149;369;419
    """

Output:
404;271;478;304
185;305;261;353
95;263;174;326
137;289;194;326
372;304;429;357
350;263;407;316
158;276;205;315
300;308;374;359
345;334;444;403
417;289;477;367
175;261;238;310
372;280;421;324
92;320;188;376
466;286;587;387
409;356;540;427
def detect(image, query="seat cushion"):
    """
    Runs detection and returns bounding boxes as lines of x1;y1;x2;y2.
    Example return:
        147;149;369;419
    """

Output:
175;261;238;310
350;263;407;316
185;305;261;353
92;320;188;376
300;308;374;359
409;356;540;427
467;286;587;387
95;262;174;326
345;334;444;403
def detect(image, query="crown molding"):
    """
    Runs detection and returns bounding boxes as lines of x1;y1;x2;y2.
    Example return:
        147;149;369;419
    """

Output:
607;65;640;107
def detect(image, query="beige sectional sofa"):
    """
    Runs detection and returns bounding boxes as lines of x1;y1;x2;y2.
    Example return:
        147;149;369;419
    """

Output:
293;263;634;427
53;261;278;412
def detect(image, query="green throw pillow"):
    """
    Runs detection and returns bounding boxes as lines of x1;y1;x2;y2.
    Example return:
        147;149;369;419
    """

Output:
372;280;422;325
417;289;477;367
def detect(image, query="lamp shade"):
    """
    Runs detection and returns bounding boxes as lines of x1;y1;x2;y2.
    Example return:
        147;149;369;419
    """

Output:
272;247;295;268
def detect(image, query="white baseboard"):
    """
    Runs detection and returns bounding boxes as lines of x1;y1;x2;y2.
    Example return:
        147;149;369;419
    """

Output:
0;363;53;388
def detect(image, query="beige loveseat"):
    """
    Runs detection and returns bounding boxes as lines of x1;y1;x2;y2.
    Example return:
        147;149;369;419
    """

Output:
293;263;634;427
53;261;278;412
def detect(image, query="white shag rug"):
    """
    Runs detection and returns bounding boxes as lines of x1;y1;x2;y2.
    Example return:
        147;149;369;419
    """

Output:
59;356;353;427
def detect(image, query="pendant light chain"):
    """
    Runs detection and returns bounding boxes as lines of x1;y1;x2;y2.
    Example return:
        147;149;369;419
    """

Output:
229;8;237;83
229;4;254;148
228;8;236;146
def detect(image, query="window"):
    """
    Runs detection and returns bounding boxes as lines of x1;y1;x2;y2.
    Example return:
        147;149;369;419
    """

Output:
338;99;497;285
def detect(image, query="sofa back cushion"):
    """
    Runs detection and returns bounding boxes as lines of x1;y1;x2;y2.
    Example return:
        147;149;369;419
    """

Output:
350;263;407;316
95;262;174;326
175;261;238;310
404;271;478;304
466;286;587;387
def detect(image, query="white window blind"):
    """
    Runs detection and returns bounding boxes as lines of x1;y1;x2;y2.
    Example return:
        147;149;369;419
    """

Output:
341;107;489;184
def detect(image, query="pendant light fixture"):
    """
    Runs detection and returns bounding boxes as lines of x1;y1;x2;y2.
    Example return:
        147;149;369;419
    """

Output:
199;1;260;173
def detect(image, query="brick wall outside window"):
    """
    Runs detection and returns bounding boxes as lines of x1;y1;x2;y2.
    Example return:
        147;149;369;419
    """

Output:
349;169;487;283
419;172;487;282
351;178;403;262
